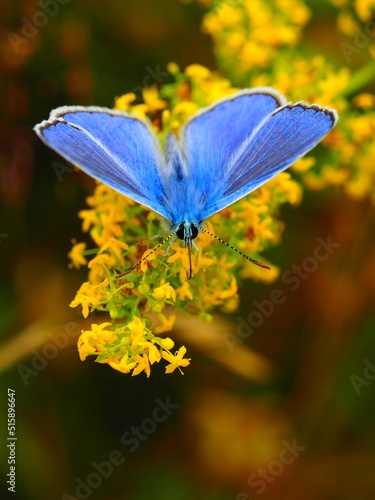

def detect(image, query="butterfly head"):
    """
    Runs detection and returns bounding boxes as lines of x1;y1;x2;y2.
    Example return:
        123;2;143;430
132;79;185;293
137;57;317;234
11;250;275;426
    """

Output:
175;222;199;242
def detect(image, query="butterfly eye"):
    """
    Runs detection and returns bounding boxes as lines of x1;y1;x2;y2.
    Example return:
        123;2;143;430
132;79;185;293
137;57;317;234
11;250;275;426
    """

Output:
176;225;185;240
191;224;199;240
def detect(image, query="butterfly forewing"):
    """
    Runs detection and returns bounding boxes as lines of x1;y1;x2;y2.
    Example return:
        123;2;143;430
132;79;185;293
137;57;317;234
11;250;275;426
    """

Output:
34;107;171;220
194;102;337;220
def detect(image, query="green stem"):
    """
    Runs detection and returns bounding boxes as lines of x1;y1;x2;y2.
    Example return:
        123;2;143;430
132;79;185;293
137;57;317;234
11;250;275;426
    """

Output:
83;248;100;255
340;60;375;97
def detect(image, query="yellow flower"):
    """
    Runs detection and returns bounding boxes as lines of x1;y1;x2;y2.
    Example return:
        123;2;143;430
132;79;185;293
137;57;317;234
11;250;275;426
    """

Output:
346;174;372;199
354;0;375;21
219;276;238;300
222;295;240;313
292;157;316;173
77;331;97;361
337;11;357;35
130;104;148;118
195;253;215;270
176;281;193;300
128;316;146;335
185;64;212;80
99;237;129;259
77;322;115;361
153;283;177;302
160;337;175;350
132;354;151;377
114;93;136;111
322;165;350;185
78;209;100;232
141;342;162;364
172;101;199;118
142;87;167;114
162;346;191;374
166;62;179;74
127;316;147;349
303;173;328;191
88;252;117;270
109;354;137;374
167;245;190;268
68;242;87;269
140;248;158;272
70;279;108;318
353;93;375;109
154;313;177;334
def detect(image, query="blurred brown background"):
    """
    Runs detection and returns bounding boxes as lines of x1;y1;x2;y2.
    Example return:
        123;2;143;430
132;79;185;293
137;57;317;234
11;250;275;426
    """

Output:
1;1;375;499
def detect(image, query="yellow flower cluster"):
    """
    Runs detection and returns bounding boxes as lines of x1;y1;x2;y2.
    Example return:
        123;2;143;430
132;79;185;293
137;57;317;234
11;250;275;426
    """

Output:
70;0;375;377
331;0;375;70
199;0;375;203
70;64;303;376
201;0;311;78
78;319;189;377
331;0;375;26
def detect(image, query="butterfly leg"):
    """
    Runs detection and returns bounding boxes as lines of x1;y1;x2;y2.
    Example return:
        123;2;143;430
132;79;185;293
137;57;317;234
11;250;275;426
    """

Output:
158;236;177;268
141;230;170;243
192;240;199;252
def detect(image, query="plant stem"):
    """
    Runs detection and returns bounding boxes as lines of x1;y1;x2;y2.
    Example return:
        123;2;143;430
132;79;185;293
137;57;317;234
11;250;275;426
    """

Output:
340;61;375;97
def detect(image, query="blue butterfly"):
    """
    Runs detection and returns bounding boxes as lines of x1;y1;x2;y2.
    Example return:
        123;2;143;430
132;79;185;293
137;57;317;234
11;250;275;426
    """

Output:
34;87;338;278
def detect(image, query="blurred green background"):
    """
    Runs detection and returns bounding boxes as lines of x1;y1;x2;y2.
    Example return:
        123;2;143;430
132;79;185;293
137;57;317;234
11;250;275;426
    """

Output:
1;0;375;499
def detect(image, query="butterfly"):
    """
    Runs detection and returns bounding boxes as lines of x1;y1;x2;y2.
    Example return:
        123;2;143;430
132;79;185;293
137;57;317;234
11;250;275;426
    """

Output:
34;87;338;279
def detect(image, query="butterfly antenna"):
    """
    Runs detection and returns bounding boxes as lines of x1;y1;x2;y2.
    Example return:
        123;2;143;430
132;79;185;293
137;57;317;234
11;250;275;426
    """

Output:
196;225;271;270
116;230;177;278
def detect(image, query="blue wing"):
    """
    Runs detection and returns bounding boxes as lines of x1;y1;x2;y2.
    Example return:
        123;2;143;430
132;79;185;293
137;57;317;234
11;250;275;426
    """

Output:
198;102;338;220
35;93;338;229
176;90;337;222
182;88;286;196
34;106;172;220
163;87;287;225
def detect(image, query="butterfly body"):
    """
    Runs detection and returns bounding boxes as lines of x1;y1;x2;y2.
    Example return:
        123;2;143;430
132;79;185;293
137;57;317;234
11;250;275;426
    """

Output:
34;87;338;277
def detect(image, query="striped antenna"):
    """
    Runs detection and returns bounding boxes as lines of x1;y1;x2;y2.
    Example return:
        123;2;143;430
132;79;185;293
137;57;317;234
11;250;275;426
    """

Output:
196;225;270;270
116;230;177;278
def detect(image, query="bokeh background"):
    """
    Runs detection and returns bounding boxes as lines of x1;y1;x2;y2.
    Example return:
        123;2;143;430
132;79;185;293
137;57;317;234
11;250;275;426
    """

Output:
1;0;375;499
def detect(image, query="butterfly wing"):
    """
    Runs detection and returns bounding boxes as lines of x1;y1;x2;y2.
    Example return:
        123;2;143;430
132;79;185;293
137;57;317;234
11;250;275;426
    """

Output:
182;88;286;193
163;88;287;224
34;106;171;220
199;102;337;219
179;89;337;222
